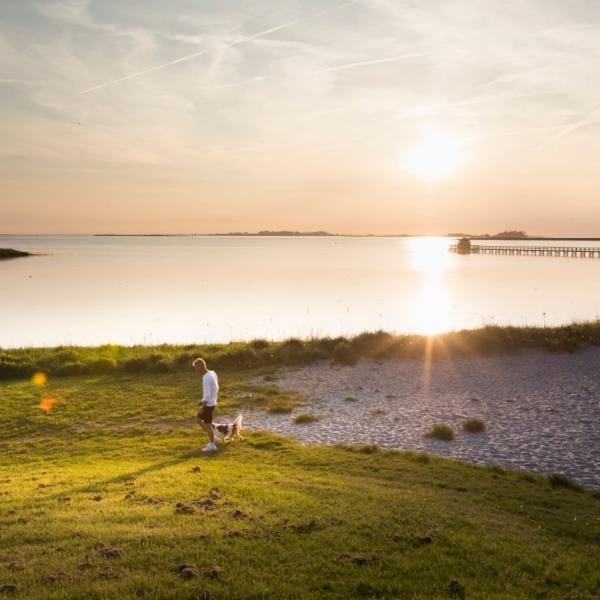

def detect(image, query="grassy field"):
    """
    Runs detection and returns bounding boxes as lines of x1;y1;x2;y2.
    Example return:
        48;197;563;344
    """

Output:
1;368;599;599
3;321;600;382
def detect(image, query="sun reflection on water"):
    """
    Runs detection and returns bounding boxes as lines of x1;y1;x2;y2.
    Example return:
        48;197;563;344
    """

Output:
407;237;453;335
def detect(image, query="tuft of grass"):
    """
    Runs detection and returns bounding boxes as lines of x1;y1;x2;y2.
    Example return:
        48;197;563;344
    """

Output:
463;418;486;433
369;407;386;416
424;424;455;441
267;403;294;414
293;413;320;424
344;396;358;402
548;473;584;492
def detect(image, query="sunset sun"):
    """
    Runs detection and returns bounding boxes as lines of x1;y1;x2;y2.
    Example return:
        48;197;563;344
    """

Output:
407;129;466;181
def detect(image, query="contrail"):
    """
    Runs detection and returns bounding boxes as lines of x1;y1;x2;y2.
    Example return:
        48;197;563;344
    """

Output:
535;104;600;150
77;0;359;95
194;51;429;94
78;49;209;94
314;52;427;74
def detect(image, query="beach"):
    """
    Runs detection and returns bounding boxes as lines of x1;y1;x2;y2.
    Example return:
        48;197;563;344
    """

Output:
245;347;600;487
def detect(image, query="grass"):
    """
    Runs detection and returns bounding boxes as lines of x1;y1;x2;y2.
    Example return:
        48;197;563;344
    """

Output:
463;419;486;433
424;424;455;441
3;321;600;382
293;413;320;424
1;369;599;598
548;473;584;492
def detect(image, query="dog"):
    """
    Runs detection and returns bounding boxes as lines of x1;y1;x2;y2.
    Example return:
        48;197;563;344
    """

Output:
211;414;244;442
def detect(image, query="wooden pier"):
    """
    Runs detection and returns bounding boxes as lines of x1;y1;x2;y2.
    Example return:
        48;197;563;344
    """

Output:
450;242;600;258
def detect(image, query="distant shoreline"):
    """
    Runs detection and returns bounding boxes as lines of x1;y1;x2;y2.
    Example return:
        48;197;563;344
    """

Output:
91;233;600;241
0;248;32;260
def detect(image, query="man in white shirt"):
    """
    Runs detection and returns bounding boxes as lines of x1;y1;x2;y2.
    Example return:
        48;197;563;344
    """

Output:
193;358;219;452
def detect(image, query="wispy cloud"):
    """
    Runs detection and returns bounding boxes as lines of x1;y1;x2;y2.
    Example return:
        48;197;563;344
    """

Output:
77;0;359;94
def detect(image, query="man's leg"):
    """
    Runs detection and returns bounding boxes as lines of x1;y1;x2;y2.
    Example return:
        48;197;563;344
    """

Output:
196;417;215;444
202;421;215;444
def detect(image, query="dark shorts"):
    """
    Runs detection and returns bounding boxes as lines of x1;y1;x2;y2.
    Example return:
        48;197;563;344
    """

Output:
198;404;215;424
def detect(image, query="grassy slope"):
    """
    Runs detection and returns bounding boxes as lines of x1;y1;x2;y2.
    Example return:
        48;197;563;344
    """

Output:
1;371;599;599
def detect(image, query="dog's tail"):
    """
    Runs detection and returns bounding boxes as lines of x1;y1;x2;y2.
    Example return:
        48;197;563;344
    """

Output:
233;414;243;433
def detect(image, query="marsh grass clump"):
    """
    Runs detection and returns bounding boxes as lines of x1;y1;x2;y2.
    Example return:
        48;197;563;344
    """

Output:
548;473;583;492
293;413;320;424
332;341;359;366
268;404;293;414
424;424;455;441
463;418;486;433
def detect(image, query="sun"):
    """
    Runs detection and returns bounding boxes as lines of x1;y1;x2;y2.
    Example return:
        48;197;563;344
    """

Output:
407;129;466;181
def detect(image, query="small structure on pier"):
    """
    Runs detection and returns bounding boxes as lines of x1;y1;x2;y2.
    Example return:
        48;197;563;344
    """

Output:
455;238;472;254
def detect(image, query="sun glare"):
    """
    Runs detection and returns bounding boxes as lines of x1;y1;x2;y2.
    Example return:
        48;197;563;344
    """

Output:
408;238;453;335
407;129;466;181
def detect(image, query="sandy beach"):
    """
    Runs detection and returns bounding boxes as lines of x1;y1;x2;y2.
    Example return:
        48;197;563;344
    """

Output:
245;348;600;487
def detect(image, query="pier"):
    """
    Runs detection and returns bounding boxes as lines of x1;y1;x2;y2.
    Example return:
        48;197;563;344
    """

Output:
450;240;600;258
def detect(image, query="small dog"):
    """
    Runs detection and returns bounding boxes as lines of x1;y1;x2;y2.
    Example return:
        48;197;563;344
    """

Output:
211;414;244;442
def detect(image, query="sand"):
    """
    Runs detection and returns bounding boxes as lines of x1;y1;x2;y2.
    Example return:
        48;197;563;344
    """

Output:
244;347;600;487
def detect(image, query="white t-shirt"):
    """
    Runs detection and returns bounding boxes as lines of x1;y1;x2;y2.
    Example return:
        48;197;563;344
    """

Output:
202;370;219;406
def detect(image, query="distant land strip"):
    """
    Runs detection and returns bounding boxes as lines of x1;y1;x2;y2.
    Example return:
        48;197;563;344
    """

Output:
92;231;600;240
0;248;32;260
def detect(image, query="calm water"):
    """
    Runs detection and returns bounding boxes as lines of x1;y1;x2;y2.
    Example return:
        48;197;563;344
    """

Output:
1;235;600;347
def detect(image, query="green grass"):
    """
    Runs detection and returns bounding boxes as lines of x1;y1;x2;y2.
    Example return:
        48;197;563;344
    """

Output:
0;370;599;599
3;320;600;382
293;413;320;424
463;419;486;433
424;424;455;441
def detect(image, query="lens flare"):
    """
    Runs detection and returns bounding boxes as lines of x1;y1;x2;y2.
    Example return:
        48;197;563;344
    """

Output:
39;396;56;412
32;372;47;386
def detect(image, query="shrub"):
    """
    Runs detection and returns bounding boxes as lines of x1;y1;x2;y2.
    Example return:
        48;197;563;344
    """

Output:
56;361;86;376
344;396;358;402
463;418;486;433
250;339;270;350
369;407;386;416
332;341;359;366
88;358;117;374
122;358;148;373
293;413;319;424
424;424;455;441
0;360;36;381
548;473;583;492
268;404;293;414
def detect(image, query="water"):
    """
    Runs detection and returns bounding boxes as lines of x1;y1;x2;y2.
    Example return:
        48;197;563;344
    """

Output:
1;235;600;347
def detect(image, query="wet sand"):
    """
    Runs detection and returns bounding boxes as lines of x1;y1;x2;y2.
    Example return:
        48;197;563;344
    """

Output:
244;348;600;487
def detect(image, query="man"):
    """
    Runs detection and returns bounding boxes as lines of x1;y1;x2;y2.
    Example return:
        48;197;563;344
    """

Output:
193;358;219;452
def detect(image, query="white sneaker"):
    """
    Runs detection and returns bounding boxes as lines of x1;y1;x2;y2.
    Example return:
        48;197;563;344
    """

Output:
201;443;218;453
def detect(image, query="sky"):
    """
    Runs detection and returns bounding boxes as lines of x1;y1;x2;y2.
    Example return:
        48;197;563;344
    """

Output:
1;0;599;235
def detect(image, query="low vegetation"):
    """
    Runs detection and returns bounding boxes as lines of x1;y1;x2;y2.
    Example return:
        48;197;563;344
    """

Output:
0;371;598;598
293;413;320;424
548;473;584;492
3;321;600;382
424;424;455;441
463;418;486;433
